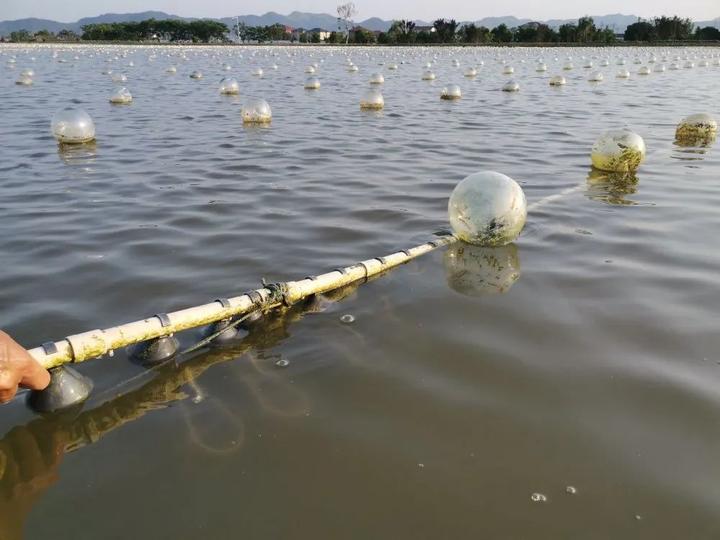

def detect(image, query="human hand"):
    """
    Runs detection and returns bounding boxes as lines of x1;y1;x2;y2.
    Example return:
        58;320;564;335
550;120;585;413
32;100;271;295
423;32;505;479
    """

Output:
0;331;50;404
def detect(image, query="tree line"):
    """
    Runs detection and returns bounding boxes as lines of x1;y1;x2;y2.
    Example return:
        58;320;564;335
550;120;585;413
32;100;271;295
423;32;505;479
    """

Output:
81;19;229;42
624;16;719;41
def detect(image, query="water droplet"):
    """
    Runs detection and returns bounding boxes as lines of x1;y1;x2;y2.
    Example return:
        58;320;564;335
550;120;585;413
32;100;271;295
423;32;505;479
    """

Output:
275;359;289;368
531;493;548;502
340;314;355;324
566;486;577;494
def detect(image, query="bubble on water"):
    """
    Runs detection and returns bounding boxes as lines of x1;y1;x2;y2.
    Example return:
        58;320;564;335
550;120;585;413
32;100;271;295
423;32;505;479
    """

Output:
275;358;290;368
340;314;355;324
531;493;547;502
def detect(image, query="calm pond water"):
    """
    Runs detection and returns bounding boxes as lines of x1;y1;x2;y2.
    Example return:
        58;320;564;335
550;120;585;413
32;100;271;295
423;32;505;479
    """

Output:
1;43;719;539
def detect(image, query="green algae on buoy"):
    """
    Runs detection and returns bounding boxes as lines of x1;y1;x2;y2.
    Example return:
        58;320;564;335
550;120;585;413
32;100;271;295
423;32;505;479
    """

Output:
241;98;272;124
441;84;462;100
51;107;96;144
448;171;527;246
219;77;240;95
360;89;384;110
675;113;718;142
591;130;646;172
109;87;132;104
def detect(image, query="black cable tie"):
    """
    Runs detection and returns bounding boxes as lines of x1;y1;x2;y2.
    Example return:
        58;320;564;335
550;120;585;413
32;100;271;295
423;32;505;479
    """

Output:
42;342;58;356
215;298;231;309
401;249;412;256
305;275;317;281
427;241;440;248
247;290;264;305
357;262;370;280
434;229;453;237
375;257;387;265
155;313;172;327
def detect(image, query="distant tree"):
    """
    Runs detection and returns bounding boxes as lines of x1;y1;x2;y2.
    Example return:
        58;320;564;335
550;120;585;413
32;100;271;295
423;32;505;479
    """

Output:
576;16;597;42
624;20;656;41
9;29;31;42
389;19;416;43
415;30;437;43
351;27;376;44
310;32;321;43
654;16;693;40
491;23;513;43
33;29;54;42
337;2;358;44
433;19;458;43
557;23;577;42
515;23;557;42
377;31;394;44
695;26;720;40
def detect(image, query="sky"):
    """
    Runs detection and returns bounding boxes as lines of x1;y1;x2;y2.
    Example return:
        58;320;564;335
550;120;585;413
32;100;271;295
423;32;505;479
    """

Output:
1;0;717;23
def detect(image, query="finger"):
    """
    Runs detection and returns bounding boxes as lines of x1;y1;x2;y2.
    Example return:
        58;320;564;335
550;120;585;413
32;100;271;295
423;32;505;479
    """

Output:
19;363;50;391
0;388;17;404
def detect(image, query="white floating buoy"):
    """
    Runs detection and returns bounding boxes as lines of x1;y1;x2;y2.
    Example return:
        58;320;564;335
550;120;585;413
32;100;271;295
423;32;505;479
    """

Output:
369;72;385;85
584;60;593;68
252;67;263;77
219;77;240;95
502;80;520;92
241;98;272;124
166;66;177;73
304;76;321;90
448;171;527;246
670;63;680;70
387;63;398;70
348;64;359;72
502;65;514;75
464;67;478;78
305;65;315;74
638;66;651;75
588;71;604;82
563;62;574;70
422;70;436;80
549;75;566;86
190;70;202;79
441;84;462;100
109;87;133;104
360;89;384;110
654;64;666;73
684;61;694;69
591;130;646;172
21;69;34;77
15;75;33;86
111;73;127;83
675;113;718;141
536;63;547;72
51;107;96;144
616;69;630;79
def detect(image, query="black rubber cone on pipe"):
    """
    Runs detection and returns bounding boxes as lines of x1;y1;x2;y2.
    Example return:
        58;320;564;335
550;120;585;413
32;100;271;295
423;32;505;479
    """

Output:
205;319;242;345
130;336;179;366
27;366;93;414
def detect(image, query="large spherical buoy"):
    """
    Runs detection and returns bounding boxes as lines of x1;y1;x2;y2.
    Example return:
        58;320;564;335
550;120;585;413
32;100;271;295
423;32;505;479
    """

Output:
502;65;514;75
448;171;527;246
51;107;96;144
549;75;566;86
241;98;272;124
360;89;384;110
563;62;574;70
190;70;202;79
591;130;646;172
502;80;520;92
304;76;321;90
464;67;477;78
15;74;33;86
111;73;127;83
422;70;436;80
675;113;718;141
588;71;604;82
109;87;133;104
638;66;651;75
219;77;240;95
536;63;548;72
166;65;177;73
616;69;630;78
441;84;462;100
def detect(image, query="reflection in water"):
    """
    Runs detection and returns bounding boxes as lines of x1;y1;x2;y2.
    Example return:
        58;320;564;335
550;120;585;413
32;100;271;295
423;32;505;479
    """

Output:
57;141;97;167
672;134;716;161
586;168;639;206
443;243;521;296
0;298;335;540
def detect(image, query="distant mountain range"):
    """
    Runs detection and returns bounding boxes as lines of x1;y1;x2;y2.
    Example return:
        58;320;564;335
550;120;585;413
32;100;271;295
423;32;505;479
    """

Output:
1;10;718;37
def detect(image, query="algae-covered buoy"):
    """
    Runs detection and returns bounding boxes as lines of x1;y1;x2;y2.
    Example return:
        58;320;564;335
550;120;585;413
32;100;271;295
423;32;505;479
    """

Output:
464;67;477;78
638;66;651;75
502;65;514;75
51;107;96;144
502;80;519;92
369;72;385;84
563;62;574;70
109;87;133;104
588;71;604;82
304;76;321;90
675;113;718;141
441;84;462;100
219;77;240;95
549;75;566;86
241;98;272;124
190;70;202;79
388;63;398;70
422;70;436;80
360;89;384;110
15;75;33;86
448;171;527;246
591;130;646;172
305;66;316;74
